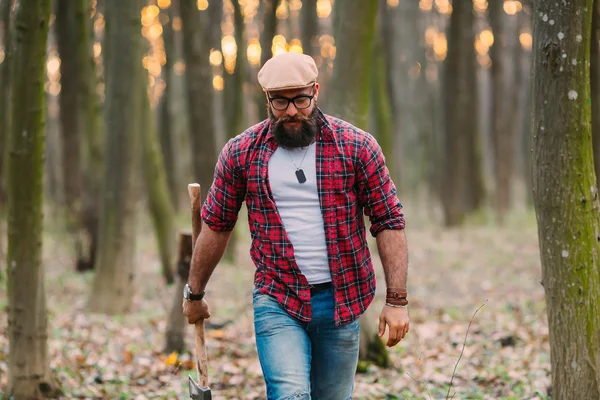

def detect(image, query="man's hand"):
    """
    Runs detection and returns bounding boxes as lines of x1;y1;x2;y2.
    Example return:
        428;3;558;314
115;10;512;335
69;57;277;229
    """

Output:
182;299;211;324
378;306;410;347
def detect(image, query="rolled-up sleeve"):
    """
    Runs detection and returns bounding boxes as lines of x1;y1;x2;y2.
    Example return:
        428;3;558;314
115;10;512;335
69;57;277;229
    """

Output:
201;139;246;231
355;133;405;237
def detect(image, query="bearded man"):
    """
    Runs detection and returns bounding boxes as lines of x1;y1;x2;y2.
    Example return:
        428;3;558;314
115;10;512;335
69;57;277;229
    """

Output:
183;52;409;400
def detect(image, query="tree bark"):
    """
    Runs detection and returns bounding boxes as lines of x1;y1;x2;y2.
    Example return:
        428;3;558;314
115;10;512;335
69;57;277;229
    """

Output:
140;74;175;285
76;0;103;271
328;0;384;366
442;0;484;226
382;0;428;191
371;12;393;175
592;3;600;190
158;4;178;210
55;0;82;216
301;0;318;58
517;8;533;206
255;0;278;122
532;2;600;398
179;0;217;203
222;0;245;263
7;0;61;397
328;0;378;130
89;0;142;314
0;0;12;210
165;232;192;353
489;1;520;222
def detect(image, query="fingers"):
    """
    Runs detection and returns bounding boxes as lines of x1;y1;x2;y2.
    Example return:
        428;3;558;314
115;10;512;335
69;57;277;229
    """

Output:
182;300;210;324
386;322;409;347
378;314;386;337
386;327;399;347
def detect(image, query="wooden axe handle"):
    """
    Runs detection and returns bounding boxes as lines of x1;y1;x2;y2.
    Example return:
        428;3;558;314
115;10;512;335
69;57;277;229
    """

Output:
188;183;208;388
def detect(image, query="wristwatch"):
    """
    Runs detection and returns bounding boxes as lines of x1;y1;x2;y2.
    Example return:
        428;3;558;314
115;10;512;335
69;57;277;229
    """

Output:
183;283;205;301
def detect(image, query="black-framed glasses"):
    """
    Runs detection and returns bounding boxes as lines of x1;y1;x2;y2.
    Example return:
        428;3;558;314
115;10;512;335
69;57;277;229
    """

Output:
268;86;316;111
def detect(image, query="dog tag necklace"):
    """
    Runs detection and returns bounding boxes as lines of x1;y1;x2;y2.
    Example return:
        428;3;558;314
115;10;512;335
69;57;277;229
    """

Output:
285;144;311;184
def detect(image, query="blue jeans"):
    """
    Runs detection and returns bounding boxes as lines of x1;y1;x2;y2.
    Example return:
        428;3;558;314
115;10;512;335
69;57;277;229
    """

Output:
253;287;360;400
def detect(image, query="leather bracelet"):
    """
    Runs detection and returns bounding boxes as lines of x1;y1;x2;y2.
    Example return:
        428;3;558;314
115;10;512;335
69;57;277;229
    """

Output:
387;290;407;299
386;295;408;301
386;298;408;306
385;302;408;308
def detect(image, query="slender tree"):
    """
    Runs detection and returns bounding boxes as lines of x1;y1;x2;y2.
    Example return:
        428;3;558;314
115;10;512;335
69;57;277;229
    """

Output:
327;0;386;366
55;0;83;217
6;0;61;396
442;0;485;226
158;3;179;209
77;0;104;271
517;7;533;205
489;2;520;222
371;5;393;174
178;0;217;203
328;0;378;130
140;72;175;285
255;0;278;122
382;0;429;191
222;0;246;263
301;0;318;58
532;2;600;398
0;0;12;209
592;3;600;189
89;0;143;314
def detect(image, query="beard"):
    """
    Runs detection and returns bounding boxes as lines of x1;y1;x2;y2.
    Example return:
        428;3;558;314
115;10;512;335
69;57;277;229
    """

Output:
269;105;319;149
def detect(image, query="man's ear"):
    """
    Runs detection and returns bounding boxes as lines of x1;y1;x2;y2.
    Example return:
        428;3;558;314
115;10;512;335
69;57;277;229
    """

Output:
314;83;320;102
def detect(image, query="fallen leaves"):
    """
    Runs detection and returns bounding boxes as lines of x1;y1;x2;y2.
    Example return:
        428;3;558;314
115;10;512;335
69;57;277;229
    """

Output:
0;212;551;399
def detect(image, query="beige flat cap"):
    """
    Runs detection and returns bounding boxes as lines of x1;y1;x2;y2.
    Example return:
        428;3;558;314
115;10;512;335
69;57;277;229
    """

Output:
258;52;318;92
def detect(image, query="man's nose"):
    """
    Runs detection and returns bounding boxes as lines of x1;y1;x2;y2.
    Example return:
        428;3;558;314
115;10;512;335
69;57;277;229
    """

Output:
286;102;298;117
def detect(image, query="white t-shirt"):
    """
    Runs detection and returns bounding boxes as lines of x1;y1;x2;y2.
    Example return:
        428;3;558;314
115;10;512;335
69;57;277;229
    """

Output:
267;142;331;284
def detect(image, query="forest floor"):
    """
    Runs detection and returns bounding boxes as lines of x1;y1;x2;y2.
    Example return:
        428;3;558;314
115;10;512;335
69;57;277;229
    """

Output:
0;201;550;400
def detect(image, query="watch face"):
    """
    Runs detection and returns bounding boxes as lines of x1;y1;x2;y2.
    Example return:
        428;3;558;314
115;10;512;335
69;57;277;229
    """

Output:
183;284;190;299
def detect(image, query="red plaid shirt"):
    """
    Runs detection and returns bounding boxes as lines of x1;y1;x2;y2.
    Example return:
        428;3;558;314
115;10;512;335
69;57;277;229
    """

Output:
201;110;405;325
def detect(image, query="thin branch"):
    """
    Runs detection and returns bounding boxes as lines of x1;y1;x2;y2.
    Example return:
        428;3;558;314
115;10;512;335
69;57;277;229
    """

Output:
445;301;487;400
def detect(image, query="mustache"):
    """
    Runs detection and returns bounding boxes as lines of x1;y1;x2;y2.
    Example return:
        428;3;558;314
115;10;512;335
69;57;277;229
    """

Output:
276;113;310;124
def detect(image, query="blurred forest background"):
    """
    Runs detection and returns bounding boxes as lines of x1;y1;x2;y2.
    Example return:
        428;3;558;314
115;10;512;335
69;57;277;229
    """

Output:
2;0;599;398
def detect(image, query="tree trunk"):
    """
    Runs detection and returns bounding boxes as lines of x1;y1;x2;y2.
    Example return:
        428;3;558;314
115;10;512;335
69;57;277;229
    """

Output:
382;0;428;191
371;12;393;174
489;1;520;222
592;3;600;190
442;0;484;226
89;0;142;315
76;0;103;272
140;74;175;285
328;0;378;130
7;0;62;397
301;0;318;58
518;8;533;206
165;232;192;353
179;0;217;203
158;4;179;210
531;2;600;398
0;0;12;210
328;0;384;366
255;0;278;122
222;0;245;263
56;0;82;216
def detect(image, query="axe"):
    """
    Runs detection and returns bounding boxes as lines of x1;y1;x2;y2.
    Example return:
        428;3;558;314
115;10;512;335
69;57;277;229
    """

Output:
187;183;211;400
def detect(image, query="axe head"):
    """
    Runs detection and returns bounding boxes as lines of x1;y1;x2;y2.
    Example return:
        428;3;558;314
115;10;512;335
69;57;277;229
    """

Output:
189;376;212;400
